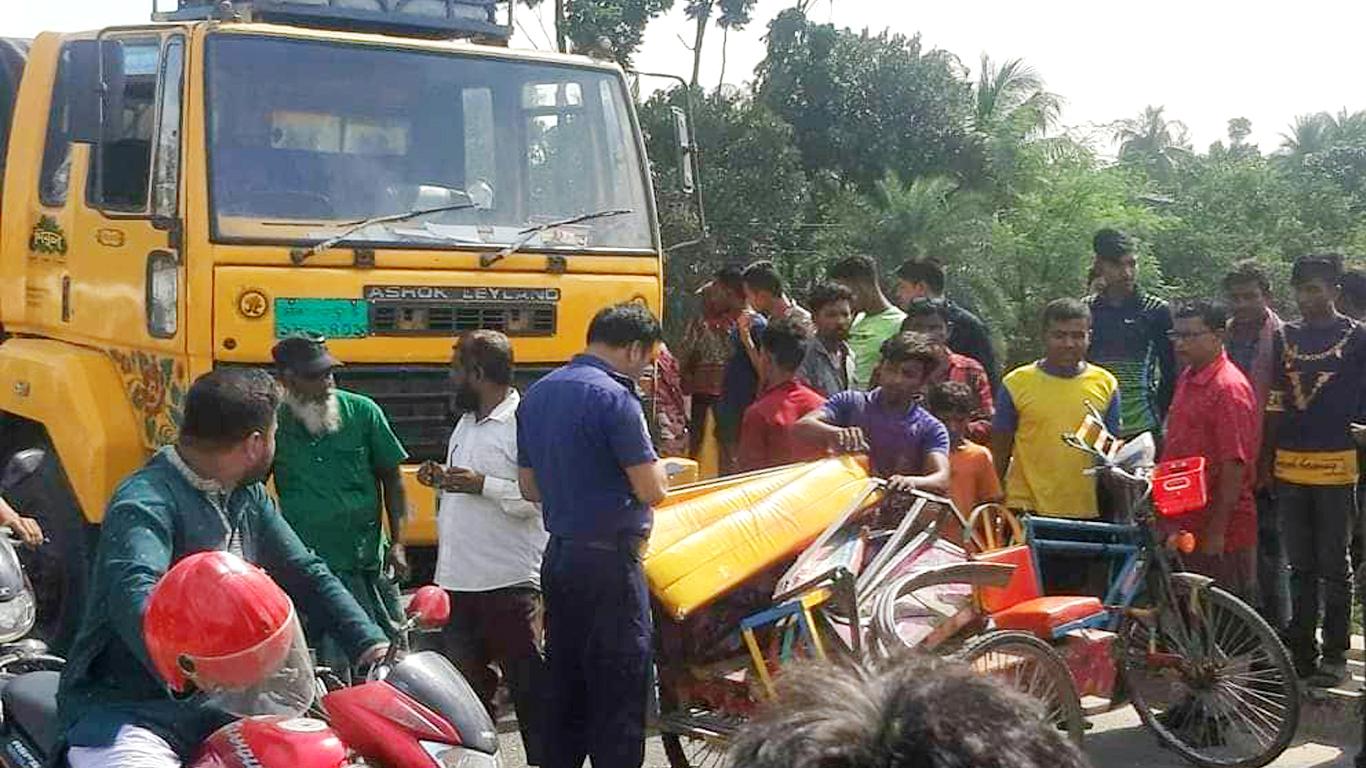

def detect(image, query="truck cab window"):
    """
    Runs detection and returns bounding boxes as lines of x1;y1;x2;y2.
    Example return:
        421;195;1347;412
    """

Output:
38;44;75;207
89;38;160;212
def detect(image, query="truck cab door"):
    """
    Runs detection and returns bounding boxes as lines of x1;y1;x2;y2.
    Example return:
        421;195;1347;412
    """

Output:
69;31;186;359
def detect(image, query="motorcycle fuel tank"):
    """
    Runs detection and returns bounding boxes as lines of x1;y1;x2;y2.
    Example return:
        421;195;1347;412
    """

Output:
192;717;348;768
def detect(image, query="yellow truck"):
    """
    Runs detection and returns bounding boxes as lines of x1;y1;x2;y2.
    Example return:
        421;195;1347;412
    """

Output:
0;0;675;648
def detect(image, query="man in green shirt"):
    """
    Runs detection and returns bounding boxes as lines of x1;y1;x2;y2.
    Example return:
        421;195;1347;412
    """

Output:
828;254;907;390
58;368;388;765
271;335;410;672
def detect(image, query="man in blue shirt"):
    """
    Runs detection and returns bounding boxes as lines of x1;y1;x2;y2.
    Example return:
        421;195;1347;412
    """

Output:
516;304;669;768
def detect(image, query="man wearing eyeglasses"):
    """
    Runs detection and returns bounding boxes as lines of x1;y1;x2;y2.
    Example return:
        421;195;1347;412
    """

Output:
1160;300;1259;601
271;334;410;675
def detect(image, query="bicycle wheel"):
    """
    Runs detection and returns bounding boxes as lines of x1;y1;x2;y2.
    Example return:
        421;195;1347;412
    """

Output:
662;731;730;768
954;630;1086;745
1119;579;1299;768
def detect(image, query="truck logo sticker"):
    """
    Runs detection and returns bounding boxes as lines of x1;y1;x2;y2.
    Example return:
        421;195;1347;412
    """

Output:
238;290;269;319
28;216;67;256
364;285;561;303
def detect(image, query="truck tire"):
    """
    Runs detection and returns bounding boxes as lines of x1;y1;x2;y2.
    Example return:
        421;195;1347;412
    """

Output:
2;441;89;655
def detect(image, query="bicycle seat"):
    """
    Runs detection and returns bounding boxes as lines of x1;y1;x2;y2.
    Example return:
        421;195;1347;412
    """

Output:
1;670;60;755
990;596;1105;640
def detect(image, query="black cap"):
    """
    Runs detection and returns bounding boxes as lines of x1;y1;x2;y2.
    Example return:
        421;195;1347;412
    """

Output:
271;334;342;378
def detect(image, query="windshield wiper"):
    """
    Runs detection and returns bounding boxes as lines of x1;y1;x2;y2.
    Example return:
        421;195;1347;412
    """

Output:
289;202;479;265
480;209;633;268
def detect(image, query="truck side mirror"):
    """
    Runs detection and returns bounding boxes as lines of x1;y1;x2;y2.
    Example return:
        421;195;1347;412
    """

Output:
670;106;695;195
66;40;102;145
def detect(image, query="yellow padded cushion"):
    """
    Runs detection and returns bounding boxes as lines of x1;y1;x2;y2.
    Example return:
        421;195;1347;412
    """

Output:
645;457;871;620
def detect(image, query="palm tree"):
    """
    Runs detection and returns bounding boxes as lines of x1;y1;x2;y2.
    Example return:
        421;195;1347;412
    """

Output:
1280;113;1333;160
1113;105;1191;181
972;55;1061;138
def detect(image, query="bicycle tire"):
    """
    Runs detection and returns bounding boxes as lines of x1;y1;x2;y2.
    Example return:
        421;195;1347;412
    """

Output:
662;732;730;768
953;630;1086;745
1120;580;1299;768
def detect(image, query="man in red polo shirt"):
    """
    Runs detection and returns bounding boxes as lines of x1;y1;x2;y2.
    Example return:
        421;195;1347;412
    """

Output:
902;299;994;443
739;316;828;471
1162;299;1260;599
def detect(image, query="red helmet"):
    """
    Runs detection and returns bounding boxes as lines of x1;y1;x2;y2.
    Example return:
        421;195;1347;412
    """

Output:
144;551;314;716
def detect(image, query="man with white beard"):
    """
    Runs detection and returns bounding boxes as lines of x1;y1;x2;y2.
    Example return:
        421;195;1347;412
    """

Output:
270;334;410;674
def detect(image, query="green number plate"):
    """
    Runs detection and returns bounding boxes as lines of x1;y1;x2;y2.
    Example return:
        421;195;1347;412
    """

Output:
274;298;370;339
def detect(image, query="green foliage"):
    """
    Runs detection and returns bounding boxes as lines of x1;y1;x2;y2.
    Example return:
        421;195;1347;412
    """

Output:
629;9;1365;365
522;0;674;64
755;9;976;192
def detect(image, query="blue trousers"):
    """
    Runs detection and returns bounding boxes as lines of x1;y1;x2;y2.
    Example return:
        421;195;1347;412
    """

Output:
542;536;652;768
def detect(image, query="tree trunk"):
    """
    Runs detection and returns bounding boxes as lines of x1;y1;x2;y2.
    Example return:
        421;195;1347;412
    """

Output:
554;0;567;53
690;1;712;89
717;25;728;89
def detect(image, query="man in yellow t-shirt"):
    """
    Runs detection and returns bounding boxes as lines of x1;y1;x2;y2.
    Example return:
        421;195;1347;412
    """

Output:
992;299;1121;520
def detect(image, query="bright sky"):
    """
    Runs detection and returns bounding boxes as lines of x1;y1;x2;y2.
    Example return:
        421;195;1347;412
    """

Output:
8;0;1364;152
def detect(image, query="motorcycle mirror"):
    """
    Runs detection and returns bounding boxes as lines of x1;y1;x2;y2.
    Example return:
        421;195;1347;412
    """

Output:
406;585;451;629
0;450;45;494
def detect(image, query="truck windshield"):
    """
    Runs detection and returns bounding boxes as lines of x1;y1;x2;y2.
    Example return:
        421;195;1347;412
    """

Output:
205;34;654;251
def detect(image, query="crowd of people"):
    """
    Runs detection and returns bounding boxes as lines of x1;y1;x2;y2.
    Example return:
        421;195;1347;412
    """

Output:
671;229;1366;694
11;223;1366;768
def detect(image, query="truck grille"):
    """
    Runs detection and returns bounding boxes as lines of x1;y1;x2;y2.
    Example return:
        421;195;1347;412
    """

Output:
333;364;554;463
370;303;556;337
333;366;453;462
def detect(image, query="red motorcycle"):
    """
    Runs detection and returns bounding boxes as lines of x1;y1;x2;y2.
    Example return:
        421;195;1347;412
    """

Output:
0;552;498;768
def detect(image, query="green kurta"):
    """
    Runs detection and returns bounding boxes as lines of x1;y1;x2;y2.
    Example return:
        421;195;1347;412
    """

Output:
272;389;408;573
57;448;386;758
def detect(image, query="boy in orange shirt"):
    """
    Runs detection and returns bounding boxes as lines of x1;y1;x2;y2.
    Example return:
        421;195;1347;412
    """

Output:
928;381;1002;544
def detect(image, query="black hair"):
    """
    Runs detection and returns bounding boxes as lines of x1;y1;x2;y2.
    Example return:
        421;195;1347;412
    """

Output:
928;380;975;417
827;254;881;285
742;260;784;296
757;315;812;372
715;265;746;298
880;332;940;369
1093;228;1135;263
586;303;664;348
1339;269;1366;307
807;281;855;313
897;258;946;294
1290;253;1344;287
457;330;514;386
1042;297;1091;329
902;297;951;324
1173;299;1229;331
1222;259;1272;295
725;653;1090;768
181;369;281;448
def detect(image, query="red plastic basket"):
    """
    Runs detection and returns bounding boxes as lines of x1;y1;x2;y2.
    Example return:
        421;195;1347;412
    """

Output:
1152;457;1207;517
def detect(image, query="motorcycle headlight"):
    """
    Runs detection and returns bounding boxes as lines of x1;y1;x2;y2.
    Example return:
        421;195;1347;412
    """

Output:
0;590;36;643
419;742;500;768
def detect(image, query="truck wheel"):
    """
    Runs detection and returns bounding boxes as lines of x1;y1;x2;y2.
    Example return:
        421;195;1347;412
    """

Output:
3;443;89;655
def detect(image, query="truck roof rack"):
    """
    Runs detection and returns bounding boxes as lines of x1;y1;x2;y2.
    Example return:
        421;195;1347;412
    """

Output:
155;0;514;41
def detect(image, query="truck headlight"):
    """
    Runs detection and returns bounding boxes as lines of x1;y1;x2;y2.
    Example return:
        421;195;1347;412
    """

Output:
146;250;179;338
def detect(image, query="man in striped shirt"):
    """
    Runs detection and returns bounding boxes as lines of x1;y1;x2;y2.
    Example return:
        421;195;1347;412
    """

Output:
1084;228;1176;440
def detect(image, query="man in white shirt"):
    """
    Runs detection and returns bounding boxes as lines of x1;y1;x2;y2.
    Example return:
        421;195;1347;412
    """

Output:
417;330;548;765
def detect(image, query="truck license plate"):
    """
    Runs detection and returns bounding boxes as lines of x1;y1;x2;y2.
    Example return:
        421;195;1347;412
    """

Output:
274;298;370;339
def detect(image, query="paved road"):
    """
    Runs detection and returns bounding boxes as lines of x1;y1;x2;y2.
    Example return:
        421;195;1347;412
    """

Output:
493;707;1357;767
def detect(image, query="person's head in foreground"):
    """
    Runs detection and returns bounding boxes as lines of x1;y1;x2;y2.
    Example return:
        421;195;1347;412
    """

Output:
585;302;664;380
1222;259;1273;327
1171;299;1228;371
179;368;281;487
725;653;1090;768
1041;298;1091;371
876;332;939;408
1092;228;1137;299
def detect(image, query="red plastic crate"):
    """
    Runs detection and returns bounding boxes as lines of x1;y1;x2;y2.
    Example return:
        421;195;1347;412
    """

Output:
1152;457;1207;517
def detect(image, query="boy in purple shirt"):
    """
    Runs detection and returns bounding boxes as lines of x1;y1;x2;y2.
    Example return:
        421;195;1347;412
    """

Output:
794;332;951;495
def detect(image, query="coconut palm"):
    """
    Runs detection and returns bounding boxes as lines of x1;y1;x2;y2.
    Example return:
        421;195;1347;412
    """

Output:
973;55;1061;138
1113;105;1191;182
